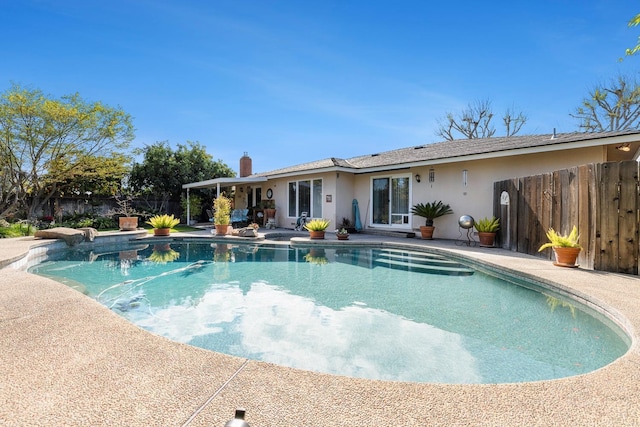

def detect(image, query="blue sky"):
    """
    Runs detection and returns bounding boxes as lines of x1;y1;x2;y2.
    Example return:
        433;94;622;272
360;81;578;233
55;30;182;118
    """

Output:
3;1;639;174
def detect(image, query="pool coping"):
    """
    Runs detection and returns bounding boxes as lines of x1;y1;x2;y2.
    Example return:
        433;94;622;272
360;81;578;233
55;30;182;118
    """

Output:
1;229;640;425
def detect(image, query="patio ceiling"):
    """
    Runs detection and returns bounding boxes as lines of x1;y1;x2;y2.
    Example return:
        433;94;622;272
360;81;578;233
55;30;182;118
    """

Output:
182;177;268;190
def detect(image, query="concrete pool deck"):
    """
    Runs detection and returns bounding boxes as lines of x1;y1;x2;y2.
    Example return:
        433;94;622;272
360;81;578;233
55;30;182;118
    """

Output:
1;228;639;426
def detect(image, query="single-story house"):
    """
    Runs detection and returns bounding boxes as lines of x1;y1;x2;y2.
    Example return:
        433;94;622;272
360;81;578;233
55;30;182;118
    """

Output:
183;130;640;239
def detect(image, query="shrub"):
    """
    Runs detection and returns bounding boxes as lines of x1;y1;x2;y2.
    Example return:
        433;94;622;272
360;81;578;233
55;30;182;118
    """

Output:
213;195;232;225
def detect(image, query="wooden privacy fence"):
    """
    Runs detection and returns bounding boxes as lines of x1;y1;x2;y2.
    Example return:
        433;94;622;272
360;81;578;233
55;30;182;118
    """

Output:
493;160;639;275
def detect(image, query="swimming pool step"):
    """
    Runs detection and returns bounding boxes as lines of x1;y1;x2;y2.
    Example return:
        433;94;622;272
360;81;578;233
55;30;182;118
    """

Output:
373;257;474;276
374;251;462;268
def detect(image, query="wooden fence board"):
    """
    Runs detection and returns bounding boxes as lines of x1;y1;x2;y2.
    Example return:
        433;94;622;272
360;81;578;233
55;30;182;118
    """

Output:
618;161;638;274
494;160;639;275
540;173;553;255
551;171;562;234
594;163;604;270
517;177;528;254
578;164;595;269
598;162;620;272
529;175;542;255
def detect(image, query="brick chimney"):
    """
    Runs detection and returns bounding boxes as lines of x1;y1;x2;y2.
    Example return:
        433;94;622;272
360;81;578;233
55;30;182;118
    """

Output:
239;152;252;177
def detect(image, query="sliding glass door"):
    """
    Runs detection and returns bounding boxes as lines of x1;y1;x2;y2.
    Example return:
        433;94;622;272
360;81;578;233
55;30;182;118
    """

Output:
371;175;410;227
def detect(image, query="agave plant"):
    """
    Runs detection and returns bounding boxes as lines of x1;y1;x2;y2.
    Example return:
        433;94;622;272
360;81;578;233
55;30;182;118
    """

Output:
474;216;500;233
146;214;180;229
411;201;453;226
538;226;581;251
304;218;331;232
336;227;349;236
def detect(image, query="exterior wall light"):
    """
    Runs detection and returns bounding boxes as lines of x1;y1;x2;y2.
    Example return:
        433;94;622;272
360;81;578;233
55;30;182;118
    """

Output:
415;174;421;183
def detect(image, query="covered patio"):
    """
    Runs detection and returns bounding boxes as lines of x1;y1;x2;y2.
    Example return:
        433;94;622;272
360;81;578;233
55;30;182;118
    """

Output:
182;176;268;224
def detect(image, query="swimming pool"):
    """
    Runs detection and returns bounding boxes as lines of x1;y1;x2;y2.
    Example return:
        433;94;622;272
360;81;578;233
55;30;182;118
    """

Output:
28;241;629;384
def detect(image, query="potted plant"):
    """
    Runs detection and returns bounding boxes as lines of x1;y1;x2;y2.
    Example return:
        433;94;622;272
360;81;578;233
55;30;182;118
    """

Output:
336;227;350;240
411;201;453;239
146;214;180;236
340;217;356;234
474;216;500;247
111;195;142;231
304;218;331;239
538;225;582;267
262;199;277;227
213;194;232;235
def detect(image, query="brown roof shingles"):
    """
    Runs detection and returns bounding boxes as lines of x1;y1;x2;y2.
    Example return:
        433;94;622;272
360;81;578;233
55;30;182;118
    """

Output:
256;130;640;177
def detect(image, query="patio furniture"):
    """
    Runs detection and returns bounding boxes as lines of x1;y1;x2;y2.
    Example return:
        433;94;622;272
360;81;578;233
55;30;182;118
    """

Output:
230;209;249;228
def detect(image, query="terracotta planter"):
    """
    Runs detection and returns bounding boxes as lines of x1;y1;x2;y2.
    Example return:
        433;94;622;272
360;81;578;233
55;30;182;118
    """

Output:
419;225;434;240
309;230;325;240
478;232;496;247
263;209;277;226
153;228;171;236
337;234;349;240
118;216;138;231
552;247;582;268
215;224;230;236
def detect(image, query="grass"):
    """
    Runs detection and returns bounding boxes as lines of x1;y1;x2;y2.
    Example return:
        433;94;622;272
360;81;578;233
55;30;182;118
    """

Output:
0;222;35;238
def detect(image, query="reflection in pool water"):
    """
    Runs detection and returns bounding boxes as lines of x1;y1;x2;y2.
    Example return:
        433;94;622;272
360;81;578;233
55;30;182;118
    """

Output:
29;242;629;384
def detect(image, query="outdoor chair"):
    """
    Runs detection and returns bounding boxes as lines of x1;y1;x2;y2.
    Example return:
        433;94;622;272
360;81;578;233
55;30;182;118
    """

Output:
230;209;249;228
294;212;308;231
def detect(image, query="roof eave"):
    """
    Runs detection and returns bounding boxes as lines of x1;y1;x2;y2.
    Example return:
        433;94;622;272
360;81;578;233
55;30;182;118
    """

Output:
355;134;640;173
182;176;267;190
261;165;357;179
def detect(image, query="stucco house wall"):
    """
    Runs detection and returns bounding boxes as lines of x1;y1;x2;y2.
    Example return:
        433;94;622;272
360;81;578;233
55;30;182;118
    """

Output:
183;131;639;239
411;145;606;238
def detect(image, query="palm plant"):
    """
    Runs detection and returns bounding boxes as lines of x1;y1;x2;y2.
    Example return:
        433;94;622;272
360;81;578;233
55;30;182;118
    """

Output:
411;201;453;226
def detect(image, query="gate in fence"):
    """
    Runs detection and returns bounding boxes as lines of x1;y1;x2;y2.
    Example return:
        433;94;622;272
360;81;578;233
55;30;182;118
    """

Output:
494;160;639;275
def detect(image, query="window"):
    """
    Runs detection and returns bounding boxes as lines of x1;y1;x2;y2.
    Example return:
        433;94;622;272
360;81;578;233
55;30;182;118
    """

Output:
288;179;322;217
255;188;262;206
371;175;410;227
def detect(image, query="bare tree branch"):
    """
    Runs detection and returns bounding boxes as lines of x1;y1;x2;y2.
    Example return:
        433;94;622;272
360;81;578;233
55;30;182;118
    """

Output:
570;74;640;132
436;99;527;140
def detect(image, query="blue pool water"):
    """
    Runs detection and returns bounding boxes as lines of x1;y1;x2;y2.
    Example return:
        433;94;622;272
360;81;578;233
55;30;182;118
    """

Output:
29;242;629;384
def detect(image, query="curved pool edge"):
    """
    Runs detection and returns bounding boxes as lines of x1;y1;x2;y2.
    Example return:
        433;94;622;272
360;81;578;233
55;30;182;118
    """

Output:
1;231;640;425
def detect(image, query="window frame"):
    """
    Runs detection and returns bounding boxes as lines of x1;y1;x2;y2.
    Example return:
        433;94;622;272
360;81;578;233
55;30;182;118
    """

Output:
288;178;323;218
370;173;412;229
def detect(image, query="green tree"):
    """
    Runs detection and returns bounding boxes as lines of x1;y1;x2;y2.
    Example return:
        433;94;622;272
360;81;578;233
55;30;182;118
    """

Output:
436;99;527;140
0;83;134;219
129;141;234;213
625;13;640;57
571;74;640;132
54;153;130;197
